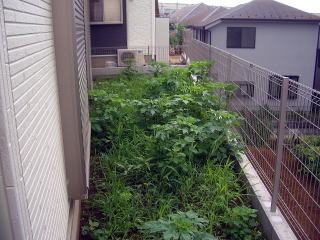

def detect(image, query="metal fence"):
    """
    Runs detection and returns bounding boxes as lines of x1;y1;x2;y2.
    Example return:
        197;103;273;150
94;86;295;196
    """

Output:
91;46;184;65
183;31;320;240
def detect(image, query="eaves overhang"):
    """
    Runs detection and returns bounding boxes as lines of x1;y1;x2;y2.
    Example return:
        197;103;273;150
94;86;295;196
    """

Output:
204;18;320;30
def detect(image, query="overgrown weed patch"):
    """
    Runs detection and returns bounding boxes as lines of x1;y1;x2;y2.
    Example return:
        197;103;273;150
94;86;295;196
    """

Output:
81;62;264;240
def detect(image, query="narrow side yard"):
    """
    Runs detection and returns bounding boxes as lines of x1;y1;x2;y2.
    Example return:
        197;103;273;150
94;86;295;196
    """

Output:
81;62;265;239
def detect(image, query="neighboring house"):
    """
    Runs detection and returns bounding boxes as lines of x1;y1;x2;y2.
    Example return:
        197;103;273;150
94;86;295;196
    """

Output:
90;0;170;67
159;2;191;18
170;3;211;25
0;0;91;239
191;6;228;44
177;3;215;27
186;0;320;96
170;4;227;44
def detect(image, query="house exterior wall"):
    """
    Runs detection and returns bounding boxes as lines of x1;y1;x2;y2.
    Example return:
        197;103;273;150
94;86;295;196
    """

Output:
127;0;156;48
91;0;127;48
208;21;319;88
0;0;70;239
75;0;91;190
0;165;13;239
155;18;169;63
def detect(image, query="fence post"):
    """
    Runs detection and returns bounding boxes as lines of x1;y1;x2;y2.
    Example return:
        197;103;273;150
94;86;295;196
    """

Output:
226;53;232;82
271;77;289;212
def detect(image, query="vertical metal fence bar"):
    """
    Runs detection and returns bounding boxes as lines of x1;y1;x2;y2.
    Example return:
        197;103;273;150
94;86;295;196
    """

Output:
226;53;232;83
271;77;289;212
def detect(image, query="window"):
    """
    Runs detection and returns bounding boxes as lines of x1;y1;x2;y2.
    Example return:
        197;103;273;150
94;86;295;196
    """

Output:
205;31;211;44
236;81;254;97
268;75;299;100
227;27;256;48
286;75;299;99
90;0;123;24
268;75;282;99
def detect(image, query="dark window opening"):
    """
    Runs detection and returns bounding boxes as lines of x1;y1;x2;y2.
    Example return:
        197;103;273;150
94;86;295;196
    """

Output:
286;75;299;100
206;31;211;44
227;27;256;48
268;75;299;100
236;82;255;97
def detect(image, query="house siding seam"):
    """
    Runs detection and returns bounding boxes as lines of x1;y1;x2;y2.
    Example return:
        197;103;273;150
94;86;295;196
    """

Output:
1;0;70;239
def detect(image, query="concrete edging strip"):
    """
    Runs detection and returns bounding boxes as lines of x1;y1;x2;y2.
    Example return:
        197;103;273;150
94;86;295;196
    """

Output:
239;153;297;240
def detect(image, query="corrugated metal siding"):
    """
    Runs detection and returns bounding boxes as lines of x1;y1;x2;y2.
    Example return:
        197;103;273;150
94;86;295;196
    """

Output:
1;0;70;239
74;0;90;186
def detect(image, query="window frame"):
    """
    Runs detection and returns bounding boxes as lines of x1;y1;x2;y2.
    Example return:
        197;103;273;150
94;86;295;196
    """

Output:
226;27;256;49
90;0;123;25
268;75;299;100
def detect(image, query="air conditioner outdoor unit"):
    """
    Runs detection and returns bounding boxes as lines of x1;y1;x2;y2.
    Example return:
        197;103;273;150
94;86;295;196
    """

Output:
118;49;145;67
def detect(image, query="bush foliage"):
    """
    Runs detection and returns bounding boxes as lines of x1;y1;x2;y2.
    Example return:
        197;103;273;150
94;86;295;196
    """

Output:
82;62;263;239
293;135;320;179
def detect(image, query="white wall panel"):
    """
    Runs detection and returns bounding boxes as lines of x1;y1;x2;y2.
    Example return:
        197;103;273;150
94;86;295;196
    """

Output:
0;0;70;239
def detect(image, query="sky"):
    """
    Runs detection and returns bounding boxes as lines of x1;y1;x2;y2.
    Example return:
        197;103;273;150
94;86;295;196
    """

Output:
159;0;320;13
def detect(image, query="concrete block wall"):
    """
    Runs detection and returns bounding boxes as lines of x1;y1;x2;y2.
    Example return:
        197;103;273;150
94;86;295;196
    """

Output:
0;0;69;239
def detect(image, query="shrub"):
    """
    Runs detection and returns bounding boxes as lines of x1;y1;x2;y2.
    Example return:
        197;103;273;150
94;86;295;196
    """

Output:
148;61;168;77
120;58;138;81
140;211;217;240
187;61;213;81
222;206;261;240
293;135;320;179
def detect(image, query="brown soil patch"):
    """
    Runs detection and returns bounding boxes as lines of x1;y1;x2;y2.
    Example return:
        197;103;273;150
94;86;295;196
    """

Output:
246;146;320;240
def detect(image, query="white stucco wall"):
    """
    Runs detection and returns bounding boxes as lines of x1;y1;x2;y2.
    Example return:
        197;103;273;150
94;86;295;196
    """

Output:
208;21;319;88
126;0;156;48
0;0;69;239
155;18;169;63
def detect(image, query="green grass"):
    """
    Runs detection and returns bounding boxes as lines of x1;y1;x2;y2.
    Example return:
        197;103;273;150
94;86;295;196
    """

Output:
81;62;264;240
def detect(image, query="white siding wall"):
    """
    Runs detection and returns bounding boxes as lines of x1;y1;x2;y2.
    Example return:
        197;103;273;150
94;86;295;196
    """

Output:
126;0;156;47
155;18;169;63
0;0;69;239
0;165;13;239
208;22;319;88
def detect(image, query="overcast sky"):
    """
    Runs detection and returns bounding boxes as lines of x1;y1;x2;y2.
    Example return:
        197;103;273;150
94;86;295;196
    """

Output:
159;0;320;13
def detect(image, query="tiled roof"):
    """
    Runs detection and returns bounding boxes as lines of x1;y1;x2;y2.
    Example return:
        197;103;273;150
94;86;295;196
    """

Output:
195;6;229;27
169;4;198;23
179;3;216;26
